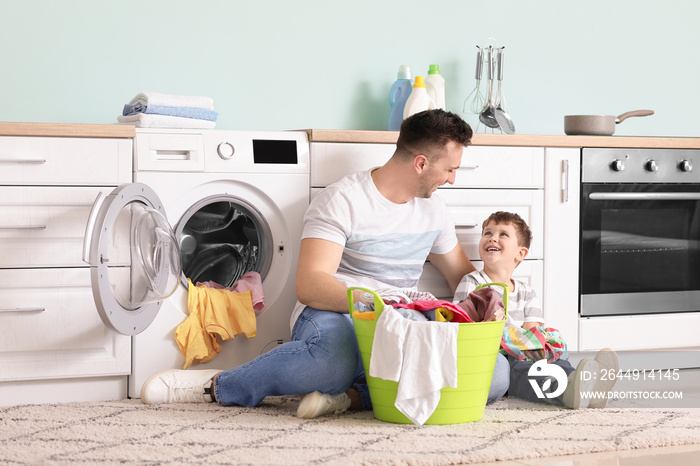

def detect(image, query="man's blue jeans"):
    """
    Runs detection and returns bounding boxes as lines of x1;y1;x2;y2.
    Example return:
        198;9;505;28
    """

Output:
213;307;509;408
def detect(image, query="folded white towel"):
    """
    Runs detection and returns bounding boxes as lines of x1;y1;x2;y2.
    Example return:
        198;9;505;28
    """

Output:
127;92;215;111
370;306;458;426
117;113;216;129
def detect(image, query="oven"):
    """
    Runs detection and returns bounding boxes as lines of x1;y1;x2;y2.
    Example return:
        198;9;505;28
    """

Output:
580;148;700;317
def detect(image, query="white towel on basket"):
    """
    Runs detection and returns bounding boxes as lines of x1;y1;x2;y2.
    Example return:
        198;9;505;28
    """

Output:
369;306;458;426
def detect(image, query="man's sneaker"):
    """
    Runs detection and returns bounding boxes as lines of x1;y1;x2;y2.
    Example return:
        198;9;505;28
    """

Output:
589;348;620;408
561;358;598;409
140;369;222;404
297;391;351;419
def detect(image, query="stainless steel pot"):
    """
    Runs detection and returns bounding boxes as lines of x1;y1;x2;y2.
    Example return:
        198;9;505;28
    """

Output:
564;109;654;136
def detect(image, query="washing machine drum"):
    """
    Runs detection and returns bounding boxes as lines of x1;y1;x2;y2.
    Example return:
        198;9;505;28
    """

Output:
178;199;271;288
84;183;181;335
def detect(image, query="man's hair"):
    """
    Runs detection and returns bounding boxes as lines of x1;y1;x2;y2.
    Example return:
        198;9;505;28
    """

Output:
482;211;532;249
395;109;473;162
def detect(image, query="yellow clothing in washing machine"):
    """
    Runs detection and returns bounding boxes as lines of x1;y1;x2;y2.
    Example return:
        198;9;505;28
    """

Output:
176;279;257;369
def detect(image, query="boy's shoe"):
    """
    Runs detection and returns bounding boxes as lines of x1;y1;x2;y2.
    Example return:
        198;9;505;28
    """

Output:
297;391;351;419
140;369;222;404
589;348;620;408
561;358;598;409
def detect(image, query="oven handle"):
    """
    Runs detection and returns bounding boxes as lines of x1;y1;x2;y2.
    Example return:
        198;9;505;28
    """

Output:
589;192;700;201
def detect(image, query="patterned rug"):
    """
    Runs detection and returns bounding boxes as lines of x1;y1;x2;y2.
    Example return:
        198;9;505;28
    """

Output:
2;396;699;465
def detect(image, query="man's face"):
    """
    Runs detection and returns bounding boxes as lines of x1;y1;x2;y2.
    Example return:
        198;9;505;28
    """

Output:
416;140;463;198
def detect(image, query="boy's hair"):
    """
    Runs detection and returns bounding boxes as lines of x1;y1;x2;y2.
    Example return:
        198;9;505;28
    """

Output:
395;109;473;162
482;211;532;249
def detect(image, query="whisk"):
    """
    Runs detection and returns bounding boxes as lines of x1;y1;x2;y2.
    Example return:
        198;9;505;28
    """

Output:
463;47;486;114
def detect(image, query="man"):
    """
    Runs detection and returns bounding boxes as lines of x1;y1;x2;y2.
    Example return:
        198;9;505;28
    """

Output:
141;109;510;416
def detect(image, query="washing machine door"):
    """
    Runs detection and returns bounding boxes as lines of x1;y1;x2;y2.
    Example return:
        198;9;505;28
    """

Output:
83;183;181;335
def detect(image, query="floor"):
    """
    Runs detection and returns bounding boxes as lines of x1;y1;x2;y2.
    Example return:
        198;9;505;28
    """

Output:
468;443;700;466
471;367;700;466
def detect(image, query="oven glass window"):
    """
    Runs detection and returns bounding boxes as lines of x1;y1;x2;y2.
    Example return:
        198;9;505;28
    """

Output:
581;184;700;295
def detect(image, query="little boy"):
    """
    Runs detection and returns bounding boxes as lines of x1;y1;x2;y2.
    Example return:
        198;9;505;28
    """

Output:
453;211;619;409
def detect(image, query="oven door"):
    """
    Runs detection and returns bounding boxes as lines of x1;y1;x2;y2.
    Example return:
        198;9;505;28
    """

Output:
580;183;700;316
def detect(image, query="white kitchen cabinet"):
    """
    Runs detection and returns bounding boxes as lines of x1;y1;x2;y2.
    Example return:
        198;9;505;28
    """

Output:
309;142;545;301
542;148;581;350
0;135;132;405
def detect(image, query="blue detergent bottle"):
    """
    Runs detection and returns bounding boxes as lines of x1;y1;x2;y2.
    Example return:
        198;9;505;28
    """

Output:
387;65;413;131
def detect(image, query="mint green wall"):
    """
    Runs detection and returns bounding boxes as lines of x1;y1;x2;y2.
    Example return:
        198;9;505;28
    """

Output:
0;0;697;136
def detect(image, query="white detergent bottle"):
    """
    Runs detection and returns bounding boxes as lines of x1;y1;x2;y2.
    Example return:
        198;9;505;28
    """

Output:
387;65;413;131
425;64;445;110
403;76;435;119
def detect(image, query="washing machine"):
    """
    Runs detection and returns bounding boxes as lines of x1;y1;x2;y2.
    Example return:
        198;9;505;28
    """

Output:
83;129;309;398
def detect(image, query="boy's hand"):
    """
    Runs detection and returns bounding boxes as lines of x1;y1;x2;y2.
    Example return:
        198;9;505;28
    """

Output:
524;349;546;361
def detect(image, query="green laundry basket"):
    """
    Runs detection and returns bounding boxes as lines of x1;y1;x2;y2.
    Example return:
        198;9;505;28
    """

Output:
348;284;508;425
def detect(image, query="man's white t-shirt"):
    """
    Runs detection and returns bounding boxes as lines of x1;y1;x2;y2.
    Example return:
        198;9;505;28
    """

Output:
289;168;459;329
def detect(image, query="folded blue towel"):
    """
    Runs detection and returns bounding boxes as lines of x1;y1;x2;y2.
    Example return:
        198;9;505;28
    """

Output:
122;104;218;122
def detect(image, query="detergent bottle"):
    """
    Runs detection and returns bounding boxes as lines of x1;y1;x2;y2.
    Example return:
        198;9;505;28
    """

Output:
387;65;413;131
403;76;434;119
424;64;445;110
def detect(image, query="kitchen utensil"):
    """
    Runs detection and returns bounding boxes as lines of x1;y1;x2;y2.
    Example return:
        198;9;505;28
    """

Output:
564;110;654;136
494;48;515;134
463;47;485;114
479;47;499;128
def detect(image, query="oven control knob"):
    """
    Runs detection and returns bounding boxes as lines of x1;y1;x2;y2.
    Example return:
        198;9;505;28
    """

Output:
679;159;693;172
217;142;235;160
610;159;625;172
645;160;659;172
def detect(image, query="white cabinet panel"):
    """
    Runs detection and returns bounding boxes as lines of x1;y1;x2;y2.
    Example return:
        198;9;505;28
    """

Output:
0;134;132;397
0;187;111;267
0;268;130;381
311;142;394;187
454;146;544;188
579;314;700;351
543;148;581;350
0;137;131;186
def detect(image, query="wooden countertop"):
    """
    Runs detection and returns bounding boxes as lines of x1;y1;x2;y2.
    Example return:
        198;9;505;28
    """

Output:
306;129;700;149
0;122;135;138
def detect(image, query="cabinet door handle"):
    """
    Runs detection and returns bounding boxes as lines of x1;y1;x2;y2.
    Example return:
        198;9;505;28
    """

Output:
0;225;47;230
456;223;479;229
589;192;700;201
461;164;479;169
0;307;46;313
561;159;569;203
0;158;47;164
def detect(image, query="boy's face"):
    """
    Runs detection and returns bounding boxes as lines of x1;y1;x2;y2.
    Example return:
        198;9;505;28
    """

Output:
479;221;529;267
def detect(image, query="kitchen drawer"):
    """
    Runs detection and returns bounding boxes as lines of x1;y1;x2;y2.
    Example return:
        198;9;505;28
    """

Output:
0;136;131;186
0;186;114;268
418;259;543;301
455;146;544;188
310;143;544;189
311;142;394;187
0;267;130;381
438;188;544;260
